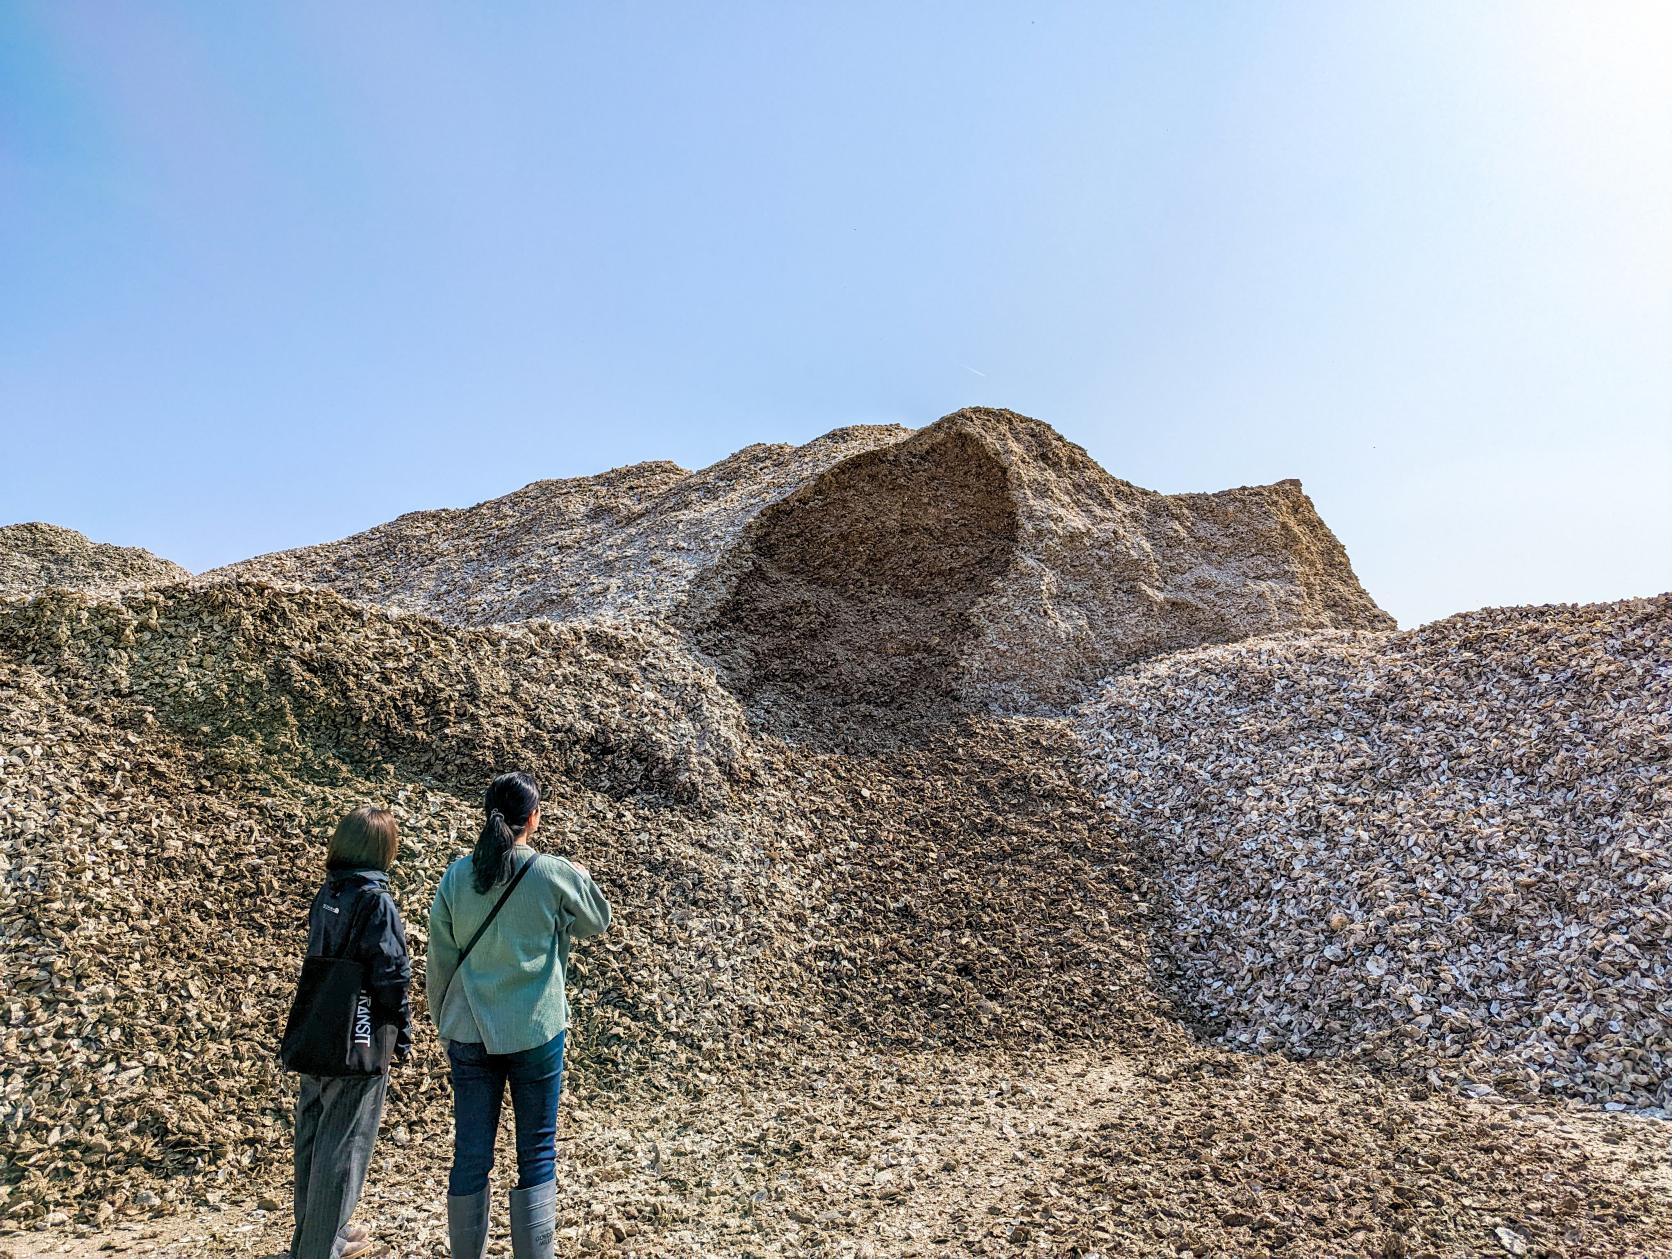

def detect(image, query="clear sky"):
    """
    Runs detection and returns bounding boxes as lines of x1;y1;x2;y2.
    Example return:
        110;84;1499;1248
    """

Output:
3;3;1668;627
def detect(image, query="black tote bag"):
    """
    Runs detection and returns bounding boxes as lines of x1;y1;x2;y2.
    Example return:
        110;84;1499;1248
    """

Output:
278;894;395;1077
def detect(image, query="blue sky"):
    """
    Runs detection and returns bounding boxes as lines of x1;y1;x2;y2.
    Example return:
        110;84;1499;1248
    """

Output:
3;2;1668;627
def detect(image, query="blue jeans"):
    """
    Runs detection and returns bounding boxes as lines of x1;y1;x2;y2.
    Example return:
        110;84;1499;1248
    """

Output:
446;1030;566;1195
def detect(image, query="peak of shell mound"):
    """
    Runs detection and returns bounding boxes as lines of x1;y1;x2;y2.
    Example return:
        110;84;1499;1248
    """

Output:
692;407;1392;714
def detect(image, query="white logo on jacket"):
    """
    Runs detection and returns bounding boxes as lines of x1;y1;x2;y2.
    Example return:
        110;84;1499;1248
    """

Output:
353;992;373;1047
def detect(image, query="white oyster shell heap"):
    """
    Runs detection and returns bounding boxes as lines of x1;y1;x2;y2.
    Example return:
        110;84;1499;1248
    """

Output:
1077;595;1671;1111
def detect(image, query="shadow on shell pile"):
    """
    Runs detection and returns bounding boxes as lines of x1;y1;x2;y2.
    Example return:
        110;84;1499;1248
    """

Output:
0;579;1159;1230
0;581;749;1224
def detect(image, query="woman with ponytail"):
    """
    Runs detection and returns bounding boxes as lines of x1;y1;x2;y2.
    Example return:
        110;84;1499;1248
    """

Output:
427;773;611;1259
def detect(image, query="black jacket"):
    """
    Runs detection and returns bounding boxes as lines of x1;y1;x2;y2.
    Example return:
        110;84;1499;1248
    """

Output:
304;867;413;1060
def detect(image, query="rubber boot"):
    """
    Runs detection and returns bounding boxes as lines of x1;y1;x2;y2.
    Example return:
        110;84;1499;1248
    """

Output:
446;1189;490;1259
509;1180;556;1259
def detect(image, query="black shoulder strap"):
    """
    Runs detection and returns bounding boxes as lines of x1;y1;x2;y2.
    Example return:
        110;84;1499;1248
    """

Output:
328;883;374;962
456;854;538;968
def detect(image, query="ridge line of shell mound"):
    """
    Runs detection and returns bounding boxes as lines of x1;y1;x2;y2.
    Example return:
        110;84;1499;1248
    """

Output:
0;579;752;810
129;406;1391;719
203;425;915;627
1075;593;1672;1111
0;523;189;596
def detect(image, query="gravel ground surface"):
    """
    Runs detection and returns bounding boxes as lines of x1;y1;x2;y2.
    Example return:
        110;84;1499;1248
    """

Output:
6;1049;1670;1259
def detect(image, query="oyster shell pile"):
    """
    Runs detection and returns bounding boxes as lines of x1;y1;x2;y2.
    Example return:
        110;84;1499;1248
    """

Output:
0;523;187;597
1077;595;1671;1111
4;411;1670;1255
0;579;1164;1233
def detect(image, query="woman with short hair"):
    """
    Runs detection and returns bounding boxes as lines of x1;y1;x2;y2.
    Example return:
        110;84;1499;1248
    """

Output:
429;772;612;1259
287;805;413;1259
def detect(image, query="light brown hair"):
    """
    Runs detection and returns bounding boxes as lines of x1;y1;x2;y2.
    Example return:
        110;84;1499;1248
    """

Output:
327;805;400;872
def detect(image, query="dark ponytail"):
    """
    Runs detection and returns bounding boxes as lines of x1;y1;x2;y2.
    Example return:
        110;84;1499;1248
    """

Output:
472;772;540;894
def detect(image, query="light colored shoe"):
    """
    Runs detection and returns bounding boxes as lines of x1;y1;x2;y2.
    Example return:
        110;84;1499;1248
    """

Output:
340;1226;374;1259
508;1181;555;1259
446;1189;490;1259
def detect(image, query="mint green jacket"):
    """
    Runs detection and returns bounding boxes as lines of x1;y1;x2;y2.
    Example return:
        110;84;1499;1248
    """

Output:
427;844;611;1055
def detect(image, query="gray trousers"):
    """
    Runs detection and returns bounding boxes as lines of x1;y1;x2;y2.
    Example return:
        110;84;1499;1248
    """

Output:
291;1072;388;1259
